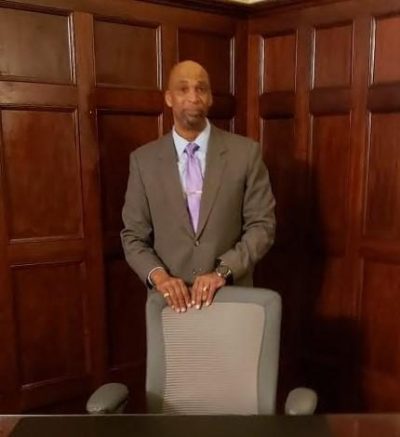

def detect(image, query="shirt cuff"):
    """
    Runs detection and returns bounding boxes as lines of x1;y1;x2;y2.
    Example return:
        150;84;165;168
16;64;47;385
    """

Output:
147;266;166;288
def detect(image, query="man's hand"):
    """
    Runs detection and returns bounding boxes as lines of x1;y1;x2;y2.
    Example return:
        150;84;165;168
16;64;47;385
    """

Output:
151;269;191;313
191;272;225;309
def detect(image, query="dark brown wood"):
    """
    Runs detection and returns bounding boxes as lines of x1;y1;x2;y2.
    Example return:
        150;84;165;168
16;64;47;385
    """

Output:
94;19;160;89
259;91;295;118
209;117;233;132
12;262;89;407
373;15;400;85
207;94;236;119
310;88;351;114
247;33;262;140
233;19;249;135
73;10;108;395
95;88;164;113
0;0;238;31
2;109;82;240
97;113;161;239
0;82;77;106
178;29;234;94
368;82;400;112
0;138;19;412
313;22;353;89
0;7;72;84
263;31;297;93
364;112;400;240
249;0;400;414
0;0;243;414
3;0;400;416
160;23;177;133
310;114;351;253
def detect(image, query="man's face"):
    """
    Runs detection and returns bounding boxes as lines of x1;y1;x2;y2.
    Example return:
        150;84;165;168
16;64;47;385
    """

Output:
165;62;213;133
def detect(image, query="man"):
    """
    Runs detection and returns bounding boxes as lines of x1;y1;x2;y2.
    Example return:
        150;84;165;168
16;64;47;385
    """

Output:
121;60;275;313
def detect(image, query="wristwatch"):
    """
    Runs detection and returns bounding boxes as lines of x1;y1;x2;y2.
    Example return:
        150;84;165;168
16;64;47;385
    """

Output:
215;262;232;280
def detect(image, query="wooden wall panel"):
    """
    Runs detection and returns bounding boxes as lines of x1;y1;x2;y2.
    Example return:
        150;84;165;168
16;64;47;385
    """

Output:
373;15;400;85
262;118;298;243
0;6;105;413
93;17;164;398
94;20;160;89
178;29;236;132
249;0;400;413
311;114;351;251
0;8;72;83
2;109;82;241
97;111;160;407
263;32;296;92
97;113;160;238
311;257;350;322
254;23;307;406
251;1;351;414
364;112;400;240
360;259;400;410
0;0;243;413
178;30;233;94
106;259;146;369
313;24;353;88
12;263;87;385
209;117;233;131
9;0;400;416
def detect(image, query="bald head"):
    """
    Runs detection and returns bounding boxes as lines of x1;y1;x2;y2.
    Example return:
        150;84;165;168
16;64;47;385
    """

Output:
167;60;211;91
165;60;213;140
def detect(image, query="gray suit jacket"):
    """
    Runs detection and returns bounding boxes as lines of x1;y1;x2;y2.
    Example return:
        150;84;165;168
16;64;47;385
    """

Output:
121;125;275;286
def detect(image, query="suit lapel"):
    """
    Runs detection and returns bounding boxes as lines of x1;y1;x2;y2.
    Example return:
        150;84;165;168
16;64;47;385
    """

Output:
196;126;227;237
158;134;194;237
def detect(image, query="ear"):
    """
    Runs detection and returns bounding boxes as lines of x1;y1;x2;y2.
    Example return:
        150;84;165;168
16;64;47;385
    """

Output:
165;90;173;108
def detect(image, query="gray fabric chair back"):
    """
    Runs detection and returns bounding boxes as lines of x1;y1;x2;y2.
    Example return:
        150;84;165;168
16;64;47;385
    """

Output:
146;286;281;415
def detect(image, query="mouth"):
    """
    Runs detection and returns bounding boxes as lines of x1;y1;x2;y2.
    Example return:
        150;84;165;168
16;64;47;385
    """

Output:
185;109;205;118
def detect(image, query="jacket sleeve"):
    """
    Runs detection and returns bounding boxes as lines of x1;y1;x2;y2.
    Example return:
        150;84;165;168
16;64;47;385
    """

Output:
120;152;166;284
217;141;276;281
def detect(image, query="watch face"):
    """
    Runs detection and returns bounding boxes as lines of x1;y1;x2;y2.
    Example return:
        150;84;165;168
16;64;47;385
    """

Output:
216;264;230;278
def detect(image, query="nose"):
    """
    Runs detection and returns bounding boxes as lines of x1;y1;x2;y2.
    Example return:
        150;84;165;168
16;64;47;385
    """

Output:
187;87;200;103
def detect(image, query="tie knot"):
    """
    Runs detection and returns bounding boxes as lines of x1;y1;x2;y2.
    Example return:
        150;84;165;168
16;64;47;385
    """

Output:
185;142;199;157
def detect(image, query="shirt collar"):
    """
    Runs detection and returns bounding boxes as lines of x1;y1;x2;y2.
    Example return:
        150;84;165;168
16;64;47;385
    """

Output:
172;118;211;159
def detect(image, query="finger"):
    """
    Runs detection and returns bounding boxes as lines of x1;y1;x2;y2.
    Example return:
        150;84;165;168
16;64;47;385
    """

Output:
205;285;217;307
168;288;180;312
176;280;190;309
201;283;210;302
173;283;187;313
189;279;201;310
190;279;198;306
194;282;204;310
162;291;173;308
158;287;175;310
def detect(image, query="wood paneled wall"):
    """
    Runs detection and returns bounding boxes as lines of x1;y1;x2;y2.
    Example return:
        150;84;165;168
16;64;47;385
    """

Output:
249;0;400;412
2;0;400;414
0;0;244;412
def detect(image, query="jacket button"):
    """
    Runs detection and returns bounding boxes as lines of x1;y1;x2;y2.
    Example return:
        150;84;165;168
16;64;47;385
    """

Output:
194;240;200;247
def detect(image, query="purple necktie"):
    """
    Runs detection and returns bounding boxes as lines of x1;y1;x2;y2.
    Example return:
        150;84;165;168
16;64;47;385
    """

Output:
185;143;203;232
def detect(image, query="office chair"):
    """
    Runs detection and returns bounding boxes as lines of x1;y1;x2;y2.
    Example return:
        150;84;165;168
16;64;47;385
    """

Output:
87;286;317;415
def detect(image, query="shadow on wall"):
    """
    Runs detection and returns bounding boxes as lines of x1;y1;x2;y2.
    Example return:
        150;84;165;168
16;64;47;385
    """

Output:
254;156;362;413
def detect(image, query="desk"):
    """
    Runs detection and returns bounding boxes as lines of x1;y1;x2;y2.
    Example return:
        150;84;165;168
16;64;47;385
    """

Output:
1;414;400;436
